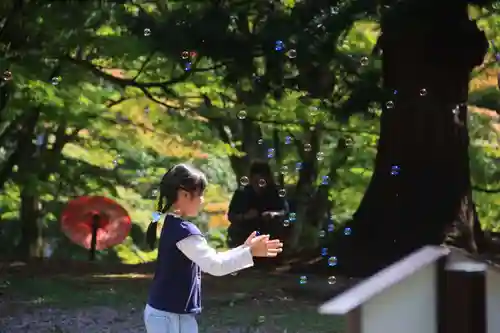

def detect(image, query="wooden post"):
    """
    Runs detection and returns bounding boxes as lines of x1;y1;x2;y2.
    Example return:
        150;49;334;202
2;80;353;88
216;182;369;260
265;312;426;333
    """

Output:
439;261;487;333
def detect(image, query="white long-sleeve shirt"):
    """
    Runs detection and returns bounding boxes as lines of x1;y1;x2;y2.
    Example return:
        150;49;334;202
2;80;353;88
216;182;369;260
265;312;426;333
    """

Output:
176;235;254;276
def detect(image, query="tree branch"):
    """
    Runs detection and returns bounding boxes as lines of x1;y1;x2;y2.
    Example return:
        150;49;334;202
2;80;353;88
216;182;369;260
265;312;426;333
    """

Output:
473;185;500;193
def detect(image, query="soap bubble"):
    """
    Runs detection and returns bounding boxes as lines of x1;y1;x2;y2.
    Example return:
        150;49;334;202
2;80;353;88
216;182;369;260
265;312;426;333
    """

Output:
318;230;325;238
2;70;12;81
344;227;352;236
316;152;324;161
144;28;151;36
386;101;394;109
51;77;61;85
258;178;267;187
390;165;400;176
275;40;285;51
304;143;312;152
299;275;308;284
240;176;249;186
360;56;369;66
152;211;161;222
287;49;297;58
278;188;286;197
328;256;338;267
237;110;247;119
419;88;427;96
328;276;337;285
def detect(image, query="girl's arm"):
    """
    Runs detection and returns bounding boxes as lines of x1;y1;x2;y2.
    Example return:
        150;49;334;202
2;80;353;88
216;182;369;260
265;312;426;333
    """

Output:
176;235;254;276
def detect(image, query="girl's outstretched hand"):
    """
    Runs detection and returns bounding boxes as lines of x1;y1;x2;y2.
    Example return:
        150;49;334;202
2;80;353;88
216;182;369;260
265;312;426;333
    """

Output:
244;231;284;257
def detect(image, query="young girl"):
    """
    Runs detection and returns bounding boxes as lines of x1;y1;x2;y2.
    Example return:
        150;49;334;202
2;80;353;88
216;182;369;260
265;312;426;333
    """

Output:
144;164;284;333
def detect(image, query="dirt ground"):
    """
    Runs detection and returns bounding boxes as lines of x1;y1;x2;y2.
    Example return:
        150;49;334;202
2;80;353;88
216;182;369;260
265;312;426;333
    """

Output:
0;260;349;333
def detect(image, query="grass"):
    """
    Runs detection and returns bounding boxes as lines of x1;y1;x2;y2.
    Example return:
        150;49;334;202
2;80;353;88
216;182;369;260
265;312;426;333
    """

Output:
0;262;345;333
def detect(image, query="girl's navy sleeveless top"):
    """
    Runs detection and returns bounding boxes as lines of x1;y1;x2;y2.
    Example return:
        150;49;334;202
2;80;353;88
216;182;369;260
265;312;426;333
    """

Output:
147;214;203;314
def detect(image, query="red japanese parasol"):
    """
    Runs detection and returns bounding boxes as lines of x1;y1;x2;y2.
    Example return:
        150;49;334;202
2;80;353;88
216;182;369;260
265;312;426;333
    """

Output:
61;196;132;259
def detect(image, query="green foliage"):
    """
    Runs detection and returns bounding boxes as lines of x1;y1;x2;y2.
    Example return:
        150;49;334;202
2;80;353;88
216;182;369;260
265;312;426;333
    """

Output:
0;0;498;261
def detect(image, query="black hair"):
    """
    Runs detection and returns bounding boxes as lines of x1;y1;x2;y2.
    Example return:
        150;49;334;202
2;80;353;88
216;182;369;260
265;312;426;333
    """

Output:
146;164;207;249
250;160;273;178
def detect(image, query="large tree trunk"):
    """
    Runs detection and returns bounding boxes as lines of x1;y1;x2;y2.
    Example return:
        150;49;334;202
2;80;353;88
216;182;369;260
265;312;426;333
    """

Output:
337;2;489;275
17;188;43;259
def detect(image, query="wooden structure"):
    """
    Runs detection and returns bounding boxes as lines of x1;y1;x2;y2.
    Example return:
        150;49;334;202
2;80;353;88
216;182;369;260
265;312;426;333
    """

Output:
318;246;500;333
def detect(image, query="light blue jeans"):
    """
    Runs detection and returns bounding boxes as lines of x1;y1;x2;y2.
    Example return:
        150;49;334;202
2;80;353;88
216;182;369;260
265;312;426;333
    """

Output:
144;304;198;333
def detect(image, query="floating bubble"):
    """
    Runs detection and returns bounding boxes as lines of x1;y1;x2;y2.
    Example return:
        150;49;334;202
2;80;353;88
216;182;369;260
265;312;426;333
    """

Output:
275;40;285;51
257;138;264;145
344;227;352;236
390;165;400;176
152;211;161;222
328;276;337;285
283;219;290;227
285;136;292;144
2;70;12;81
257;316;265;324
258;178;267;187
319;230;326;238
280;165;288;173
278;188;286;197
240;176;249;186
295;162;302;170
304;143;312;152
386;101;394;109
316;152;324;161
360;56;369;66
287;49;297;58
327;224;334;232
330;6;339;14
289;212;296;221
267;148;275;158
51;77;61;85
184;62;192;71
299;275;308;284
328;256;338;267
237;110;247;120
144;28;151;36
321;247;328;256
181;51;189;59
321;176;329;185
151;189;159;197
419;88;427;96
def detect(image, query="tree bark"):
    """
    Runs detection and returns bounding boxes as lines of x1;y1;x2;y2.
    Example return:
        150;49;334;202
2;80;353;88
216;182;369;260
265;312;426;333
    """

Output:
337;2;489;274
17;188;43;259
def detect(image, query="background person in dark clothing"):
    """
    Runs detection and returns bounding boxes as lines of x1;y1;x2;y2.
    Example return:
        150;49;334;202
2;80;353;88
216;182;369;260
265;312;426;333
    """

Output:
227;161;289;248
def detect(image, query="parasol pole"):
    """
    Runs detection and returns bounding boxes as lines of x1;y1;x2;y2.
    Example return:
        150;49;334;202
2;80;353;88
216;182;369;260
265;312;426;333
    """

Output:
89;213;99;261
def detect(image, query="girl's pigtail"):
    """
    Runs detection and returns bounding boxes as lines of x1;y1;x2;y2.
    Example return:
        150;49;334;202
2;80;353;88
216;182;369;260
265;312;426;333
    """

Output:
146;221;158;250
146;194;166;250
